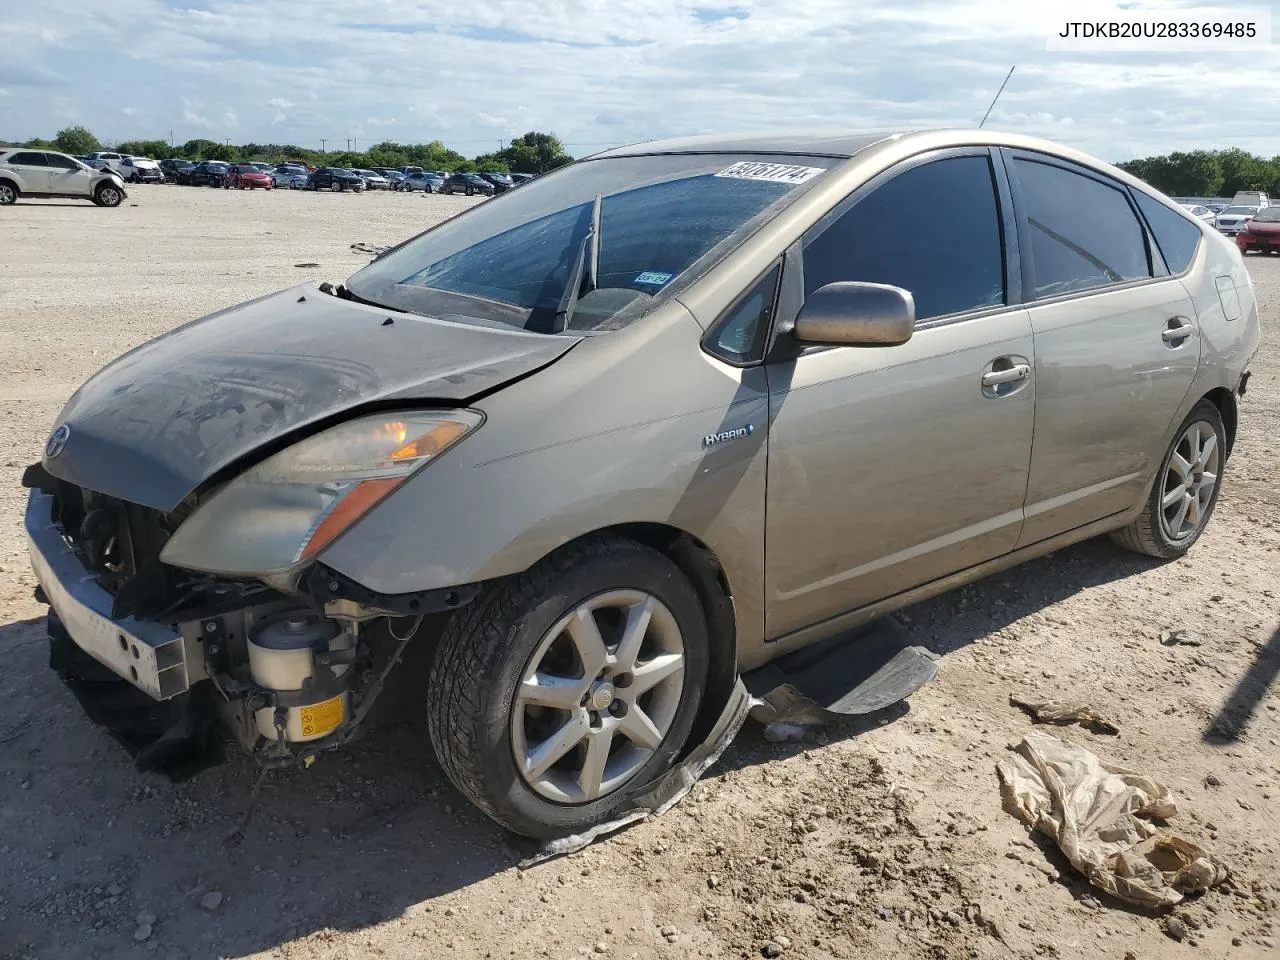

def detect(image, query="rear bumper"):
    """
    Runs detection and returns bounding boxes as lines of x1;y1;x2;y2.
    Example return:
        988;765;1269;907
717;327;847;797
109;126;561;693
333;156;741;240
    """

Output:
24;490;191;701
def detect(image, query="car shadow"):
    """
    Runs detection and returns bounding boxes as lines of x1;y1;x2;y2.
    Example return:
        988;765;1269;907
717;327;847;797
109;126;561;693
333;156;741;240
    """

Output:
1203;623;1280;743
0;537;1165;959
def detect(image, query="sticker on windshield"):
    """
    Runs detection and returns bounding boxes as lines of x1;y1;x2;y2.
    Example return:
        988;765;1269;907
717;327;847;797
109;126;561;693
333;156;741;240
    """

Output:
634;271;673;286
714;161;824;185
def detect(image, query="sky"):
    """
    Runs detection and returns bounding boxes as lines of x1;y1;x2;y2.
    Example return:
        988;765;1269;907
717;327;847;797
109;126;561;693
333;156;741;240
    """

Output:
1;0;1278;163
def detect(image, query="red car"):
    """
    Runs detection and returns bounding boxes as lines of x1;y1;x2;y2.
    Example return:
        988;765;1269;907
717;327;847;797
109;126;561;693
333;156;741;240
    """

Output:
224;164;273;190
1236;205;1280;254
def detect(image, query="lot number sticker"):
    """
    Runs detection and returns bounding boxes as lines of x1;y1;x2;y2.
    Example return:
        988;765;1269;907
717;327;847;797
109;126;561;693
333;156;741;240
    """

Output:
715;161;825;185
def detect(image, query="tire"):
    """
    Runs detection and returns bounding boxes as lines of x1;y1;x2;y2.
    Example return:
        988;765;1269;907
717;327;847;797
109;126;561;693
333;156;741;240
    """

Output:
93;182;122;208
1110;399;1226;559
427;535;709;839
0;180;17;205
465;185;474;196
331;182;342;192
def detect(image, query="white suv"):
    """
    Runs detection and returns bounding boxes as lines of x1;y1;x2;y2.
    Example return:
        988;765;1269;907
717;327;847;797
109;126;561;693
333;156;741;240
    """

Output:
0;149;127;207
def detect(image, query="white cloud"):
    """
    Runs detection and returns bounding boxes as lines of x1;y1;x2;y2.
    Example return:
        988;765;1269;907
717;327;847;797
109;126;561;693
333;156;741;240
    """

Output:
121;106;138;116
0;0;1276;160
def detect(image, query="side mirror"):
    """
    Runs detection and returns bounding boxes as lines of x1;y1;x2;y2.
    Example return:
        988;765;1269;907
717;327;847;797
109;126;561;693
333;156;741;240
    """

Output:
792;281;915;347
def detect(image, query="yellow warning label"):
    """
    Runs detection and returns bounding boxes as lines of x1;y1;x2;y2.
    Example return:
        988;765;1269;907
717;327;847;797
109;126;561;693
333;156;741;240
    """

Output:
299;695;344;738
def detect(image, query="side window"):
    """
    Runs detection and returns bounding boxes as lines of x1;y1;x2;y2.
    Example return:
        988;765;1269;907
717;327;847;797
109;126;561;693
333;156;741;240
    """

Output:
1013;158;1151;298
1132;190;1203;275
802;155;1005;321
44;154;78;170
705;264;780;364
10;152;49;167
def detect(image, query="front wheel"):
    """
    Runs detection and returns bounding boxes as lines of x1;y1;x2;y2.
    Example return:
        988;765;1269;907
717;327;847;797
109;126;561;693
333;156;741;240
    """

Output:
427;536;708;839
0;180;17;205
1110;399;1226;559
93;182;122;207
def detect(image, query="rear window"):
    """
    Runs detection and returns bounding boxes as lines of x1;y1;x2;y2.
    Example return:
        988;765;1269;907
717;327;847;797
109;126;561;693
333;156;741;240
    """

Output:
1132;191;1203;274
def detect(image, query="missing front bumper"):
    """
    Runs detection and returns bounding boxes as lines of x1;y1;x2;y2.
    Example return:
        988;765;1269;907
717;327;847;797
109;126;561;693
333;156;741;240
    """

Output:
25;490;193;701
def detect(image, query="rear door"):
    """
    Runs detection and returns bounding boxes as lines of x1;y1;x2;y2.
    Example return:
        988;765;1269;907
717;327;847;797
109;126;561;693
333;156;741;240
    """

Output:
5;151;52;193
764;149;1036;641
1003;151;1201;545
44;153;93;196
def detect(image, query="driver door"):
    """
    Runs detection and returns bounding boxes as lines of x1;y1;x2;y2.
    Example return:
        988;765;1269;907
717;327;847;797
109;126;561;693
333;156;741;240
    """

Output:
764;149;1035;643
45;153;93;196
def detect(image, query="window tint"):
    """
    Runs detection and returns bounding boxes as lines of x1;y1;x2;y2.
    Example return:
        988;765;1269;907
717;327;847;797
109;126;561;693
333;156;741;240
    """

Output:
706;264;780;364
1014;159;1151;298
44;154;79;170
802;156;1004;321
1132;191;1203;274
10;152;49;166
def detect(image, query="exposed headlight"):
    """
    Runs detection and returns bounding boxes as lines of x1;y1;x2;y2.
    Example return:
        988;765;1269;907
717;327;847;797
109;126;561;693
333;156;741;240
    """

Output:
160;410;482;578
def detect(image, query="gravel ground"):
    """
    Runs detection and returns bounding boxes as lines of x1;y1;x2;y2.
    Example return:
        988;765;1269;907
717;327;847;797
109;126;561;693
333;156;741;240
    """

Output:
0;185;1276;960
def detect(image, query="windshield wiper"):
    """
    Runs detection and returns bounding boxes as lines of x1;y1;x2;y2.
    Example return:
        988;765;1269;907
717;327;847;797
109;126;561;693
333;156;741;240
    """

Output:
552;193;601;333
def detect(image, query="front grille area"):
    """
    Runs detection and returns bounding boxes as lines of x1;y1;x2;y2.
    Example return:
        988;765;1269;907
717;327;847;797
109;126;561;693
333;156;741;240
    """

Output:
47;479;181;593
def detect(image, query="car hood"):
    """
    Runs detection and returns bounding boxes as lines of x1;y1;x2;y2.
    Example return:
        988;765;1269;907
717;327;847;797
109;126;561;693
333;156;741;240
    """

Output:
41;283;581;511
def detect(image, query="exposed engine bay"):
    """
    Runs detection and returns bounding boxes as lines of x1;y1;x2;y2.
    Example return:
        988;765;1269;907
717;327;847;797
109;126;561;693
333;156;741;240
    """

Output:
25;463;476;778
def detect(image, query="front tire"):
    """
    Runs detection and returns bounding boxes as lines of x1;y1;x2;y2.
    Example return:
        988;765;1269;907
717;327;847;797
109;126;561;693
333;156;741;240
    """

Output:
93;182;122;207
1110;399;1226;559
0;180;17;205
427;536;708;839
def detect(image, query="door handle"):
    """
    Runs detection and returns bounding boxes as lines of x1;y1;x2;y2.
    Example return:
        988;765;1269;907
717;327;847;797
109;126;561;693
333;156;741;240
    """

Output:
981;363;1031;387
1162;316;1195;343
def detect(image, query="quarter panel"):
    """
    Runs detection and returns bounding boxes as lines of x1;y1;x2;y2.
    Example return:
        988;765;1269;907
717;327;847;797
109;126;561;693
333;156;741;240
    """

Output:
320;304;770;661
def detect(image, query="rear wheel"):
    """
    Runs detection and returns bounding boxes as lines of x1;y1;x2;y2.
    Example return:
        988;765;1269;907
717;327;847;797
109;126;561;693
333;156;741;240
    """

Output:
330;182;342;192
465;184;474;196
1110;400;1225;559
427;536;708;839
0;180;17;205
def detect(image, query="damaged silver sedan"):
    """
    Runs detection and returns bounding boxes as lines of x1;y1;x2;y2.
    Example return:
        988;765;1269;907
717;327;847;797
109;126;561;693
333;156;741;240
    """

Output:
25;129;1258;838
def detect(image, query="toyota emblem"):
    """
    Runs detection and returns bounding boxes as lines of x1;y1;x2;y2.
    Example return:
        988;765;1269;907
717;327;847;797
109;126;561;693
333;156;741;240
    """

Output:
45;424;71;459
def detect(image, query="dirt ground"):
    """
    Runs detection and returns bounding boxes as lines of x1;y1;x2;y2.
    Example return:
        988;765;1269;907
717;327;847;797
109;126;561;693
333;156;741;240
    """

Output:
0;185;1276;960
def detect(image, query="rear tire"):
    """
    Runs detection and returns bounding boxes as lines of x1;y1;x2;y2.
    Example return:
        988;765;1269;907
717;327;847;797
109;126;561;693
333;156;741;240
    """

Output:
0;180;17;205
427;536;708;839
1110;399;1226;559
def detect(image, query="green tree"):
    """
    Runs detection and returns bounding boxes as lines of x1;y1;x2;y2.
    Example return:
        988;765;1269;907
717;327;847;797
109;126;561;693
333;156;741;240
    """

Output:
54;125;100;155
1216;147;1265;196
494;131;573;173
116;139;171;159
179;138;221;160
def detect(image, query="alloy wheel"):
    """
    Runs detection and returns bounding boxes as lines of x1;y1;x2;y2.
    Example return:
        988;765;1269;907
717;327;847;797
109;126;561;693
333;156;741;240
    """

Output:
97;187;121;207
1159;419;1220;541
510;589;686;804
0;184;15;205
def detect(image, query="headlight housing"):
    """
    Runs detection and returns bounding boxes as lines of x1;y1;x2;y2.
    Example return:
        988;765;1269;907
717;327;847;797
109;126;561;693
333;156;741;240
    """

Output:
160;409;482;579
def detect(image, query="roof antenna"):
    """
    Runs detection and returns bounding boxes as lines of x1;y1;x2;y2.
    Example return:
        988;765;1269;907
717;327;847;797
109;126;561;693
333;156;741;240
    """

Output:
979;66;1016;129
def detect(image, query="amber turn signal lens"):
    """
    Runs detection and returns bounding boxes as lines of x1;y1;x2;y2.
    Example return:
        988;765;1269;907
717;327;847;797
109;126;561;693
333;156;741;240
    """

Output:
299;476;401;561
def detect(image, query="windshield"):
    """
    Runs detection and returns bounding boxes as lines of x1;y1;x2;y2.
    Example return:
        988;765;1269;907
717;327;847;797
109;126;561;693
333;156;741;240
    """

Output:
347;153;835;334
1253;206;1280;222
1223;206;1257;215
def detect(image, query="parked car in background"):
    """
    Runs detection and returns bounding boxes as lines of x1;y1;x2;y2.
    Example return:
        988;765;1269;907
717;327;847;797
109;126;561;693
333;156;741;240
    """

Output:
380;170;408;188
398;171;445;193
509;172;534;187
1235;205;1280;254
159;159;194;182
84;151;124;172
1231;191;1269;209
401;165;424;175
0;149;127;206
272;165;309;189
117;156;163;184
179;161;229;187
1179;203;1217;226
441;172;495;196
224;163;274;190
22;130;1259;841
1215;205;1258;236
353;169;390;190
480;172;514;193
308;167;365;192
